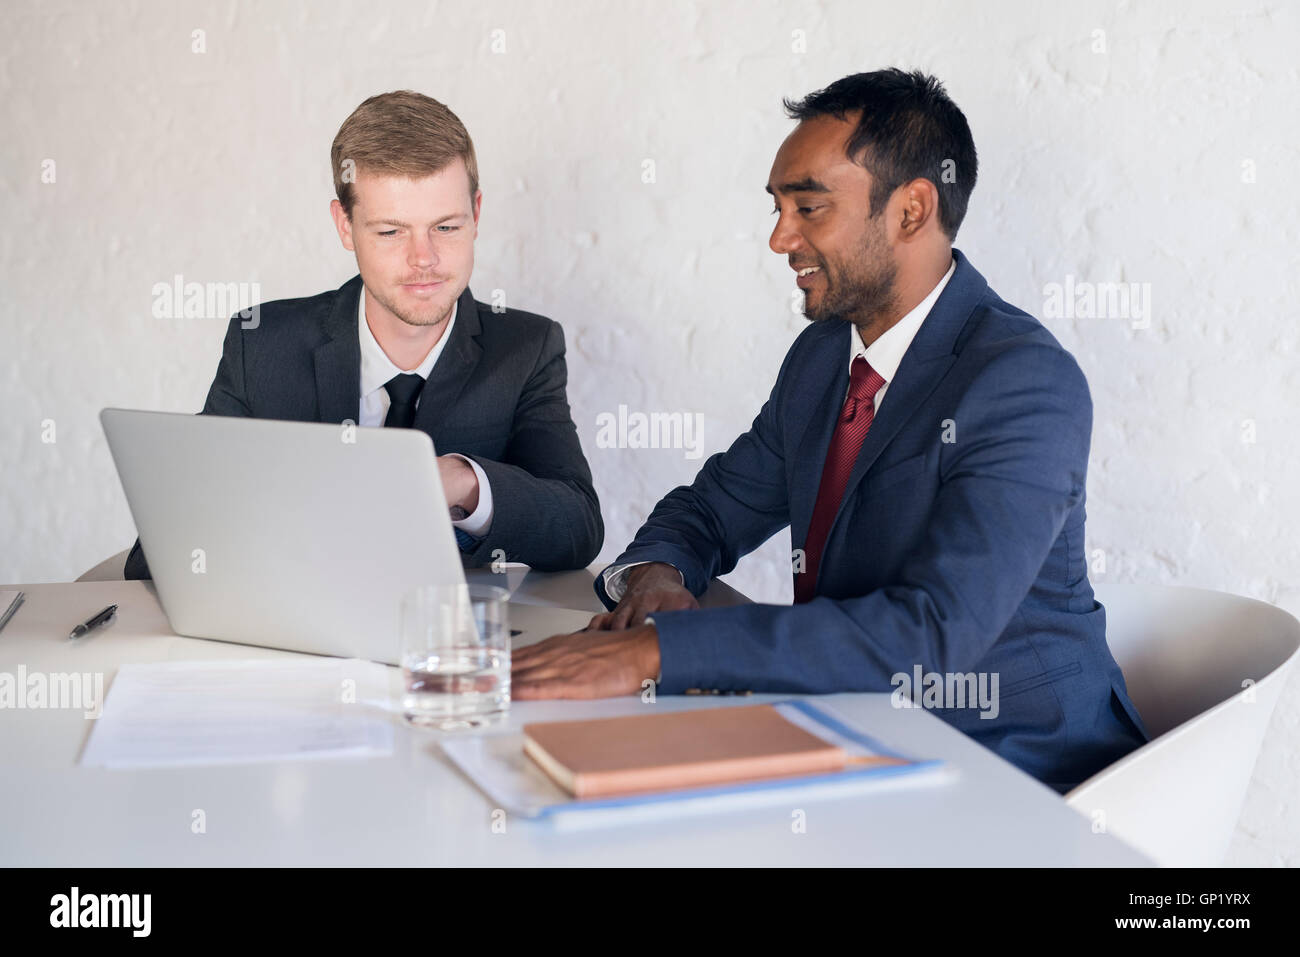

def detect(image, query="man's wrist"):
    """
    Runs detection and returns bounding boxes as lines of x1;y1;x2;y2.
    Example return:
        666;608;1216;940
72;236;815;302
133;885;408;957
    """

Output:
625;562;661;589
455;458;480;513
626;561;682;590
640;621;662;685
601;561;684;603
448;454;493;536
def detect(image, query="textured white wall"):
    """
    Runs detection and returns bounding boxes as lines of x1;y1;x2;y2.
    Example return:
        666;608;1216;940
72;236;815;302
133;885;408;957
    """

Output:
2;0;1297;863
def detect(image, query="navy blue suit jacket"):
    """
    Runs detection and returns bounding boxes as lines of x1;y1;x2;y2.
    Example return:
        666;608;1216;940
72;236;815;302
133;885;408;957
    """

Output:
597;250;1148;793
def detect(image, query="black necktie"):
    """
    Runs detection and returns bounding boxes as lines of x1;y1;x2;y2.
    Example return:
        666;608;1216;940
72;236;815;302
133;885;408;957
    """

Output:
383;373;424;428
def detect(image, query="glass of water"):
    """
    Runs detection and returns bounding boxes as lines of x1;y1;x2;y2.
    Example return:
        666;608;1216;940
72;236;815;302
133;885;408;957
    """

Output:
399;584;511;729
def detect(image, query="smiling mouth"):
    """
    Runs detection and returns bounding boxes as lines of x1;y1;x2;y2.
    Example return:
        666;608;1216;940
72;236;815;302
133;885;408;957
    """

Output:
795;265;822;288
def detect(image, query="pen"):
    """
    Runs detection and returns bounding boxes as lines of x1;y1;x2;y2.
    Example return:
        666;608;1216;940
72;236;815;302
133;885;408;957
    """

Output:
69;604;117;640
0;592;23;634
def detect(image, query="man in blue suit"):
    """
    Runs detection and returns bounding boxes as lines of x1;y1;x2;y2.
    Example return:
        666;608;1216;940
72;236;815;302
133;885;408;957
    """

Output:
513;69;1148;793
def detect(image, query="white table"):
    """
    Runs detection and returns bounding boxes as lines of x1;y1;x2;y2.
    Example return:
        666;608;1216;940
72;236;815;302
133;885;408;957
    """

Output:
0;570;1151;865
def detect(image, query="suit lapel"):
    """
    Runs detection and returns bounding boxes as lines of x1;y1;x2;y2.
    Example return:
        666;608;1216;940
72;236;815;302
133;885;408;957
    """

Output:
412;286;484;435
313;275;363;424
789;325;853;550
830;350;957;525
829;250;989;532
794;249;991;547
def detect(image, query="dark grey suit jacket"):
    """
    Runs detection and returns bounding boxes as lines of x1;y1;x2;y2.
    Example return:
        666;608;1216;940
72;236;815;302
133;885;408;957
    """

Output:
124;275;602;579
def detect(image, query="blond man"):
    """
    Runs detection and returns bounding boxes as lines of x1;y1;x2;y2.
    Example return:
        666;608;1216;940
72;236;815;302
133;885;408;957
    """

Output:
125;91;602;578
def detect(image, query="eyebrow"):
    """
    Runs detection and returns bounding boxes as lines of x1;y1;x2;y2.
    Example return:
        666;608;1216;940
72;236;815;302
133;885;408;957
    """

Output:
362;213;466;228
764;177;831;196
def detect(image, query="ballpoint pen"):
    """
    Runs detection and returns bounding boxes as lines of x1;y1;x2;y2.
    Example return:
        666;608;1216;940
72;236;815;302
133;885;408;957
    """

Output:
0;592;23;634
69;604;117;640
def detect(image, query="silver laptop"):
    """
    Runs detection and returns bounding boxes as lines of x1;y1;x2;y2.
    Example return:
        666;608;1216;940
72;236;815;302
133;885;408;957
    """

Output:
100;409;593;663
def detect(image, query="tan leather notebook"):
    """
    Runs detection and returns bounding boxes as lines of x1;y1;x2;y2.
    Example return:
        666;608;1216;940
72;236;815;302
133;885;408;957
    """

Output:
523;704;853;798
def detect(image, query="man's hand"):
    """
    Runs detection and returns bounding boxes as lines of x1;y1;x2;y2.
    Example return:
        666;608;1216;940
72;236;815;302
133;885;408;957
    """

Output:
589;562;699;630
512;623;661;699
437;454;480;514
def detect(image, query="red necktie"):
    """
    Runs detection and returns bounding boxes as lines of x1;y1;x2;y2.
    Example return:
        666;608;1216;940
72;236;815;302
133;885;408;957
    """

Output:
794;355;887;603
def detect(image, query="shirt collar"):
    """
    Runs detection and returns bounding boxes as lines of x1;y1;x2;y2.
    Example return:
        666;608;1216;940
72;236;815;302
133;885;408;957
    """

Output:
851;257;957;379
358;290;458;398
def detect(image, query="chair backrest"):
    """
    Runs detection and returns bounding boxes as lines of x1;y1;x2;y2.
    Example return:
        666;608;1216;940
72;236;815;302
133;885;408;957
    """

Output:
1100;584;1300;737
1066;583;1300;866
77;548;130;582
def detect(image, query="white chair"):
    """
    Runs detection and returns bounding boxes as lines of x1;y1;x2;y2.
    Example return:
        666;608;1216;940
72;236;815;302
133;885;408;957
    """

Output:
1065;583;1300;866
77;548;129;582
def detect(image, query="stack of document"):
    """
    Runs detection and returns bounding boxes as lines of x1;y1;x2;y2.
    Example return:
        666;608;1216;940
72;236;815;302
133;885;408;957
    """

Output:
442;699;948;827
81;658;394;768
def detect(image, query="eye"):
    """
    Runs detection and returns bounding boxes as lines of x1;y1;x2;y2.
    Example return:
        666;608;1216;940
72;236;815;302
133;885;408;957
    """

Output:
378;229;398;237
436;225;457;233
799;206;821;215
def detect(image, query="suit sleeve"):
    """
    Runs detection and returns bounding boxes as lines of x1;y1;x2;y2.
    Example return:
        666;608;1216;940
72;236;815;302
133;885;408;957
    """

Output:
123;314;252;580
457;321;603;572
593;351;794;610
647;344;1093;694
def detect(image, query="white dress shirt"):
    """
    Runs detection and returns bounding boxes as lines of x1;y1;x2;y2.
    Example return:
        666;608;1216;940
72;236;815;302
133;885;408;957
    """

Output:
357;292;494;538
601;256;957;607
845;256;956;408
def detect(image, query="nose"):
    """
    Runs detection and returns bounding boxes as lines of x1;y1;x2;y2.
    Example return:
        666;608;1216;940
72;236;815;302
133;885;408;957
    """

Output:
769;210;802;257
407;230;440;270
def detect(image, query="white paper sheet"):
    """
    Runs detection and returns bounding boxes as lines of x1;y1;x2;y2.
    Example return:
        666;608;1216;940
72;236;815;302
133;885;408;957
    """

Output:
80;658;395;769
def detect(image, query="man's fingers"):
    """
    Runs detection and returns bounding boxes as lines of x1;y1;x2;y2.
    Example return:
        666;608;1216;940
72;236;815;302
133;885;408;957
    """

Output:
512;679;569;700
516;677;612;700
511;663;564;682
512;632;571;664
586;613;613;631
511;641;544;664
512;648;584;681
510;626;652;699
512;667;596;699
611;603;642;630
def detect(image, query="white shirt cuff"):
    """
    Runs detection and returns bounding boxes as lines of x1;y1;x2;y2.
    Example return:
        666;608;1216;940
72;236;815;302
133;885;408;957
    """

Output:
448;454;493;538
600;561;685;603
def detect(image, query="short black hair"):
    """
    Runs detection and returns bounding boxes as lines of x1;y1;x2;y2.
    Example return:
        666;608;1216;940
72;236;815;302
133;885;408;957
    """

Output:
783;69;977;239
